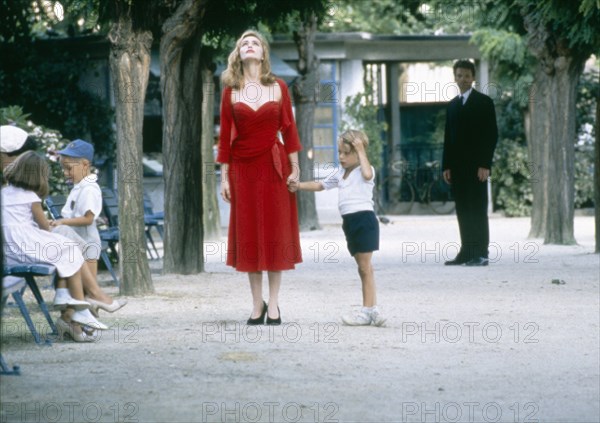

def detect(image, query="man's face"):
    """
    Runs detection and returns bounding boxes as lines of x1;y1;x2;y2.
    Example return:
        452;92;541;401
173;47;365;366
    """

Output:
454;67;474;93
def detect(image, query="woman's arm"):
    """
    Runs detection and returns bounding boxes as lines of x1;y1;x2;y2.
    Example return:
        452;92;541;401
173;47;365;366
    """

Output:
32;202;50;231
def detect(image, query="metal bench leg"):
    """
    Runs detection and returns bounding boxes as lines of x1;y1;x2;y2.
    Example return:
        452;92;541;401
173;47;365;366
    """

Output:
145;229;159;259
11;291;44;345
24;275;57;336
0;354;20;375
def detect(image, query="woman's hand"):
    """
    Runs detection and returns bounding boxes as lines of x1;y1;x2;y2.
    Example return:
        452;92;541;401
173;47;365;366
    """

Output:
287;166;300;187
221;178;231;203
288;180;299;192
220;163;231;203
49;219;63;228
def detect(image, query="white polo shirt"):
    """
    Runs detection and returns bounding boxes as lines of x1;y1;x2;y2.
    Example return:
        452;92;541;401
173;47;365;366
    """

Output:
321;165;375;216
60;174;102;259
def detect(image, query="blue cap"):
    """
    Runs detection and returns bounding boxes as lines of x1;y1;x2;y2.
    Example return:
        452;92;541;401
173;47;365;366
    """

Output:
57;139;94;162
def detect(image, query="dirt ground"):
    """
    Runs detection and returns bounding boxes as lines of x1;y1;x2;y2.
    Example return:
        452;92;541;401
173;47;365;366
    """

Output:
1;215;598;423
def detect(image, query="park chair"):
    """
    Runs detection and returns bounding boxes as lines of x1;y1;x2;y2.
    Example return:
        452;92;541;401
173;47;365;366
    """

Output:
102;188;161;260
143;192;163;258
45;196;119;286
2;264;58;345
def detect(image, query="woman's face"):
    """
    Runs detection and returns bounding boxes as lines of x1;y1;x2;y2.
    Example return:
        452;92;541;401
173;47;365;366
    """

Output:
239;35;264;63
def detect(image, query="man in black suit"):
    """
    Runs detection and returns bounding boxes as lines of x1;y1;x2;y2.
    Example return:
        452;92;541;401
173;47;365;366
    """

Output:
442;59;498;266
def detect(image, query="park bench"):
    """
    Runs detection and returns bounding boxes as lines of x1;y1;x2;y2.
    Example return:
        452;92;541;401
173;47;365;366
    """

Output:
102;188;162;260
2;263;58;345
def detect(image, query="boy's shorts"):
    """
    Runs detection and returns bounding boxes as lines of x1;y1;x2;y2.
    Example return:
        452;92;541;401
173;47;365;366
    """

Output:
341;210;379;256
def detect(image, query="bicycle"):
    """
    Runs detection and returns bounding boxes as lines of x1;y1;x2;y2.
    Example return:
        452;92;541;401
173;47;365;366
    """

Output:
374;160;455;216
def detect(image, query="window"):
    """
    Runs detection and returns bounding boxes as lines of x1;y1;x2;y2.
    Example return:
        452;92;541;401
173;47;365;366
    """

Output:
313;61;339;167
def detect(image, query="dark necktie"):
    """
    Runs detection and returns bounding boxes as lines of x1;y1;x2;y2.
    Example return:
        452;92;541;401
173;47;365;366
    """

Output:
459;95;464;106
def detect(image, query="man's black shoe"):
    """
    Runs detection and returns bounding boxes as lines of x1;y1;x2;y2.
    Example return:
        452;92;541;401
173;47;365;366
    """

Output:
465;257;489;266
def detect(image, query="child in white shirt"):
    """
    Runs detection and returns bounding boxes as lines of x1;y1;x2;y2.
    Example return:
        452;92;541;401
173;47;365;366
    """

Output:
49;139;126;315
289;130;385;326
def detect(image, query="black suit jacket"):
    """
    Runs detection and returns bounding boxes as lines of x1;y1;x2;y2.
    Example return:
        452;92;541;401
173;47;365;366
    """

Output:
442;89;498;173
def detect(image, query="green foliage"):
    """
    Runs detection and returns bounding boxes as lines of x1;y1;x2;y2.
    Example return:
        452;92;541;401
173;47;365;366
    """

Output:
491;65;598;215
320;0;431;34
0;42;114;158
491;89;533;216
340;84;387;172
575;143;595;208
471;29;528;73
1;106;69;196
492;139;533;217
574;66;598;208
531;0;600;54
318;0;493;35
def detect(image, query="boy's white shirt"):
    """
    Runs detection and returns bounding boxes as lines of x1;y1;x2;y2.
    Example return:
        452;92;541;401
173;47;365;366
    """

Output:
321;165;375;216
60;174;102;221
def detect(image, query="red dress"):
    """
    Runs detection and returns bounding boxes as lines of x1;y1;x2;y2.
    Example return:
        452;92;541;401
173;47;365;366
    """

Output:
217;79;302;272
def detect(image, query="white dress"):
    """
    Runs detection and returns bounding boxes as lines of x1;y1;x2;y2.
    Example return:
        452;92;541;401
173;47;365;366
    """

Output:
1;185;84;277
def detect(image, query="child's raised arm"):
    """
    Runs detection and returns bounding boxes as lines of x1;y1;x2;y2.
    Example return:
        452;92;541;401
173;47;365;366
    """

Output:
352;139;374;181
32;202;51;231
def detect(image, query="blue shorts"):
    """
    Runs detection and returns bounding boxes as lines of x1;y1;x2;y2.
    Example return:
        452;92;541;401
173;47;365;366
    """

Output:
341;211;379;256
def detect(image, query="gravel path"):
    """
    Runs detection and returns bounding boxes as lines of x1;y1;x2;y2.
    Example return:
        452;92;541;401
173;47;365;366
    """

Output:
1;215;598;423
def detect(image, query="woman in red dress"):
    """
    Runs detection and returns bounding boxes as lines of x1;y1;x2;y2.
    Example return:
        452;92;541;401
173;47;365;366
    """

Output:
217;30;302;325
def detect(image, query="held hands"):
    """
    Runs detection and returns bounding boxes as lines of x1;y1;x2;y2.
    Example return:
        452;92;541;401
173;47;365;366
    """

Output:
288;179;299;193
48;219;63;228
287;166;300;193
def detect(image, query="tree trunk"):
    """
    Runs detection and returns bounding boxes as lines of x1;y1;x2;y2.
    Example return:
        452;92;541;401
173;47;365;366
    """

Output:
201;65;221;241
594;94;600;253
292;13;321;231
108;17;154;295
523;12;583;244
160;0;206;274
542;58;581;244
527;68;547;238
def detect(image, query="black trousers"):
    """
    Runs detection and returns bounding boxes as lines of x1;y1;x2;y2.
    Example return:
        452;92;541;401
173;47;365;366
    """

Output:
452;170;489;259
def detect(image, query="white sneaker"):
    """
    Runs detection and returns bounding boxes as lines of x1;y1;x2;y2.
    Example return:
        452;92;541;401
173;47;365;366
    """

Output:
369;308;387;327
53;289;90;311
71;309;109;330
341;310;372;326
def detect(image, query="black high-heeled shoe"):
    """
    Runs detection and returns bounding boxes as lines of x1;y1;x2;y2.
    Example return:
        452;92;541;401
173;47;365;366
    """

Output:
247;301;267;325
266;306;281;326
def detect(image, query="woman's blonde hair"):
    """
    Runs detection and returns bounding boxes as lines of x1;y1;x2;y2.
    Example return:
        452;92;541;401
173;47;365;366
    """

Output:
221;29;276;89
339;129;369;152
4;151;49;198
